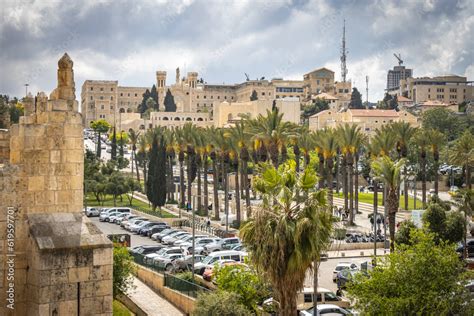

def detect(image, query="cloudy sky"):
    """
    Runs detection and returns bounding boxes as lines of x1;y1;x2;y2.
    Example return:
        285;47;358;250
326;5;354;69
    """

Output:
1;0;473;102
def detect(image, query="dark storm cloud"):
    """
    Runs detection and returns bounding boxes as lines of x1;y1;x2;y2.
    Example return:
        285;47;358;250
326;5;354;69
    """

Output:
0;0;472;101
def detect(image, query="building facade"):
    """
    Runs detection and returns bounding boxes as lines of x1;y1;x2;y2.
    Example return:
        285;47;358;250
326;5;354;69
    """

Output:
309;108;418;136
387;65;413;90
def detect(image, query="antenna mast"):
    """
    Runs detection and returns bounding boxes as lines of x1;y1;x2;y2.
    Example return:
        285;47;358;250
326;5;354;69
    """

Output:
340;19;348;82
365;76;369;109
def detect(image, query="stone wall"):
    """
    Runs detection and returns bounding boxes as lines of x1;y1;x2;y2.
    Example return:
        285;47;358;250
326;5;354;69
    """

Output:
0;130;10;164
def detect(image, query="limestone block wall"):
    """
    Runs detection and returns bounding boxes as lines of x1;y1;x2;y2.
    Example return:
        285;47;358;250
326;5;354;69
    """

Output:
0;130;10;163
9;110;84;214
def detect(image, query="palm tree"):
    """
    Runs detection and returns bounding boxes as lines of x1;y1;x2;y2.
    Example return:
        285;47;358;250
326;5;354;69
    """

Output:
449;130;474;190
226;122;251;219
240;162;333;315
320;129;338;208
313;130;325;190
182;123;198;212
247;108;298;168
413;130;430;208
371;156;405;252
391;122;415;210
452;189;474;259
128;129;141;185
164;129;177;202
174;127;187;209
336;124;365;225
426;129;445;195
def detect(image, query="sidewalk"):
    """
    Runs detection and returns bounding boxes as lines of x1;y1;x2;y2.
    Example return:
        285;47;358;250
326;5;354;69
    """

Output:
127;277;184;316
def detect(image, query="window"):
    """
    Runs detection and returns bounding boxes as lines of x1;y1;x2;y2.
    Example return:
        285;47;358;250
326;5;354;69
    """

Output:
204;95;207;99
304;294;312;303
339;89;343;93
120;93;123;96
211;95;213;99
111;88;114;91
128;93;130;97
428;88;430;92
262;92;265;96
231;96;234;100
186;92;189;95
90;87;93;91
90;96;93;100
276;95;280;98
230;255;240;261
450;88;457;93
99;96;103;100
428;94;431;99
317;80;320;85
111;96;113;100
324;292;339;301
135;93;137;97
224;96;227;99
101;105;104;110
344;89;349;93
100;87;104;91
375;120;378;123
217;96;220;99
197;95;199;99
110;106;113;110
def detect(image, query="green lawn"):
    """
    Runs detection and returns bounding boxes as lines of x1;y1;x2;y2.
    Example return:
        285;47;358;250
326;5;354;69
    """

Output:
113;300;132;316
85;193;176;218
334;192;422;210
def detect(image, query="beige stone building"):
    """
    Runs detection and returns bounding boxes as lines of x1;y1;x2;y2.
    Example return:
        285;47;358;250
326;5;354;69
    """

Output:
309;108;418;136
388;75;473;105
214;98;300;127
1;54;112;315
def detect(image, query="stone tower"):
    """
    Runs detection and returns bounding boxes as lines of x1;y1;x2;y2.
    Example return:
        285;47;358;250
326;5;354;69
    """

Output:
0;54;112;315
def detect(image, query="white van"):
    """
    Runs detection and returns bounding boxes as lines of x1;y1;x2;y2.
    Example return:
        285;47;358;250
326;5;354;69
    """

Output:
297;287;350;310
193;250;247;275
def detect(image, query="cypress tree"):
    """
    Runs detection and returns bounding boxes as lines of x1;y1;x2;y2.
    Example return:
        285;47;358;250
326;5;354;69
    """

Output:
138;89;151;114
349;87;363;109
119;131;124;157
150;84;159;111
164;89;177;112
111;127;117;161
146;133;167;213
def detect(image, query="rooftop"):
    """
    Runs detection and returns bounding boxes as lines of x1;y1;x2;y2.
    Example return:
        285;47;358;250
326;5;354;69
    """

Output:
349;109;399;117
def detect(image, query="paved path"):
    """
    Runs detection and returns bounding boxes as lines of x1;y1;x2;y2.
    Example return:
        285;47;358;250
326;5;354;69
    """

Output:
128;277;184;316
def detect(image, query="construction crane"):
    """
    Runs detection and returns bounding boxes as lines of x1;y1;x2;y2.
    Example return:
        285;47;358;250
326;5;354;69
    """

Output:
244;73;250;81
393;53;403;66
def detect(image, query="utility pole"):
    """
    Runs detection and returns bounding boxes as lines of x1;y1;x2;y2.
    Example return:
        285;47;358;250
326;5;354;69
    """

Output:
340;19;348;83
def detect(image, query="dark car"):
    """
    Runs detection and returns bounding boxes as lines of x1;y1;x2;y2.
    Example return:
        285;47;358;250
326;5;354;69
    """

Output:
172;255;205;272
137;222;168;235
456;240;474;258
129;245;164;255
142;224;170;236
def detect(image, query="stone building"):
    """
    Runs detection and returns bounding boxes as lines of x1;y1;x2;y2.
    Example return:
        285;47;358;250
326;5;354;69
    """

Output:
309;108;418;136
1;54;112;315
387;74;474;105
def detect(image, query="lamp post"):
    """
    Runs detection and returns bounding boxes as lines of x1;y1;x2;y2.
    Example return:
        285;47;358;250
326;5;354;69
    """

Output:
188;198;196;282
371;173;378;261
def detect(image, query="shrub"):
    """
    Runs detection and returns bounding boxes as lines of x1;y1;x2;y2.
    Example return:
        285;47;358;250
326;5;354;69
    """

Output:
194;291;252;316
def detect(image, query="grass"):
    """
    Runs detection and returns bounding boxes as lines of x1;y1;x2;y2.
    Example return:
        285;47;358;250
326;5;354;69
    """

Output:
113;300;132;316
334;192;423;210
85;193;177;218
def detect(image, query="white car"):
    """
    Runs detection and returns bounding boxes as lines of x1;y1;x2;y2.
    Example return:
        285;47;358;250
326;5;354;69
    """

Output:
203;237;240;254
84;207;100;217
299;304;351;316
333;262;359;282
129;221;151;233
181;237;221;254
173;235;208;246
162;231;190;245
153;253;185;270
109;212;128;223
151;228;177;241
125;218;147;231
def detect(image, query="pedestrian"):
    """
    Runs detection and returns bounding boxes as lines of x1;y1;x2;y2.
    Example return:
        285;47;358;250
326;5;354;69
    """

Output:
206;217;211;227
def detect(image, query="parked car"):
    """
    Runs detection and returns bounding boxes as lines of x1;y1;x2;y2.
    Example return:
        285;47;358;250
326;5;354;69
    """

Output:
333;262;359;282
152;229;179;242
182;237;221;254
336;269;362;289
129;245;165;256
154;253;185;271
144;224;171;237
449;186;460;196
120;215;142;227
84;207;100;217
137;222;168;236
124;218;147;231
203;237;240;254
130;221;152;233
193;250;247;275
162;231;190;245
109;212;128;223
297;287;350;310
150;247;185;265
99;207;131;221
299;304;351;316
456;240;474;258
172;255;205;272
202;260;240;281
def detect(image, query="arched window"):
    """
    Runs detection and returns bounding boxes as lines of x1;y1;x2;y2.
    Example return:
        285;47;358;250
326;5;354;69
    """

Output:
163;117;169;121
174;117;180;121
128;128;133;133
119;108;125;113
186;117;192;121
127;108;133;113
197;118;203;121
139;125;145;130
228;114;233;121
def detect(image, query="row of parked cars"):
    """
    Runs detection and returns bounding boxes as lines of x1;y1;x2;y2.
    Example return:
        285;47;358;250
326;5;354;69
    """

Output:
86;207;248;278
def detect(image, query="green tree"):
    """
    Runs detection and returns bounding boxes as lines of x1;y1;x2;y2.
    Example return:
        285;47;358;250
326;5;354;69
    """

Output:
9;101;24;123
449;129;473;190
164;89;177;112
150;84;159;110
240;162;333;315
395;220;419;246
90;119;111;158
214;264;271;313
125;177;141;206
426;129;445;195
111;127;117;161
138;88;151;114
302;99;329;121
371;156;405;251
347;230;473;315
423;199;464;244
422;203;446;241
128;129;141;185
348;87;363;109
194;291;252;316
422;108;464;141
105;172;129;206
250;89;258;101
113;246;136;298
146;130;167;213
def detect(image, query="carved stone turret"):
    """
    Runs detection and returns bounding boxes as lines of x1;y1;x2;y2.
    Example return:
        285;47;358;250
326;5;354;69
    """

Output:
50;53;76;101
